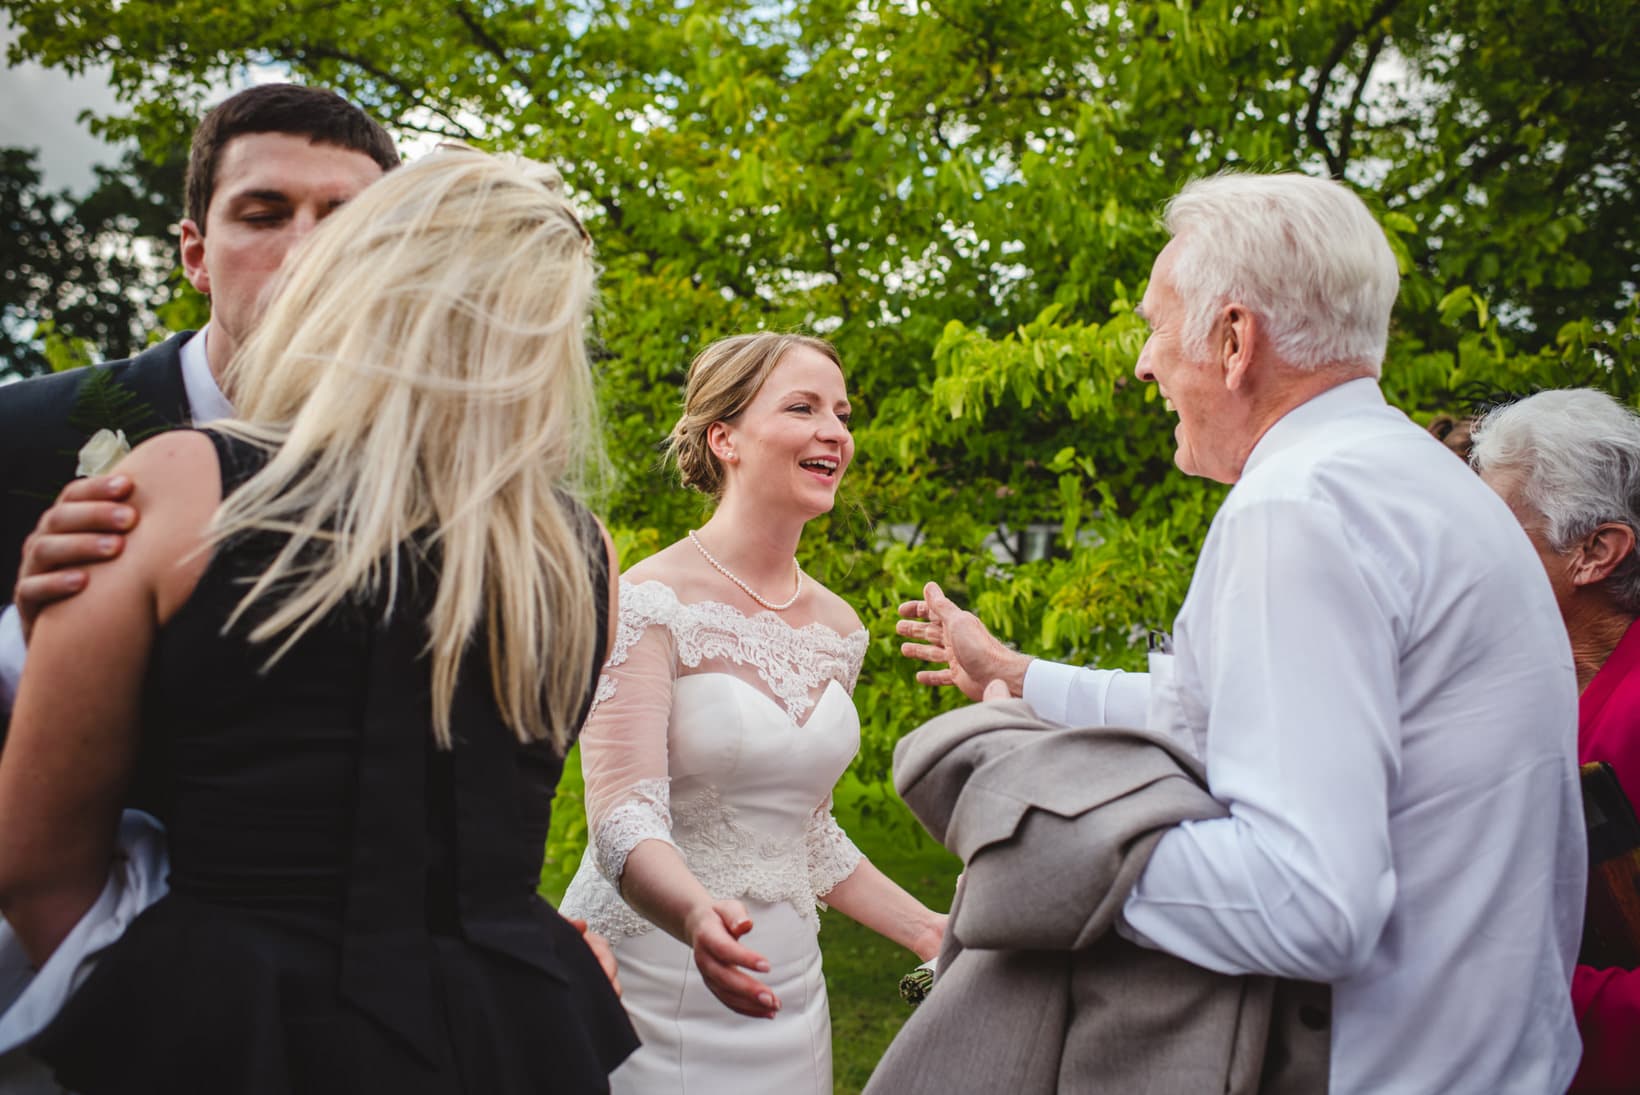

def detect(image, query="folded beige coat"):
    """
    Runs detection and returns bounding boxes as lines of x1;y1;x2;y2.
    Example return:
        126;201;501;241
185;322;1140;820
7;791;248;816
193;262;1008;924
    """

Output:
865;699;1330;1095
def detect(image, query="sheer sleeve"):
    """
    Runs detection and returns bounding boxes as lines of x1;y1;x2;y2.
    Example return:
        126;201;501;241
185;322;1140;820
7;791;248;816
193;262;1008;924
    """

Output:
805;793;863;900
579;586;681;885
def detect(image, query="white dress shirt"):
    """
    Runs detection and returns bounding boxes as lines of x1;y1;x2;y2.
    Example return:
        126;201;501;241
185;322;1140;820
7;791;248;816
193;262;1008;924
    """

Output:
0;328;228;713
1023;379;1585;1094
176;325;233;426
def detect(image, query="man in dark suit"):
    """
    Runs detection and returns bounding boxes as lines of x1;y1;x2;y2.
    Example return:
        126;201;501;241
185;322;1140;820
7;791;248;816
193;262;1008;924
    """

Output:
0;84;399;727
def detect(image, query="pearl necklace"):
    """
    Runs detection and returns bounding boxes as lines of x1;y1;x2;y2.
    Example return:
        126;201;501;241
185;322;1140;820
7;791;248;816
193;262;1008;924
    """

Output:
688;529;804;611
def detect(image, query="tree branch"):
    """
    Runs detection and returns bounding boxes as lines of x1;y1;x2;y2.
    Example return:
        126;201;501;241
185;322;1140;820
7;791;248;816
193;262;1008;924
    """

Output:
1338;31;1387;168
449;0;537;90
290;44;479;139
594;194;627;233
1303;0;1403;178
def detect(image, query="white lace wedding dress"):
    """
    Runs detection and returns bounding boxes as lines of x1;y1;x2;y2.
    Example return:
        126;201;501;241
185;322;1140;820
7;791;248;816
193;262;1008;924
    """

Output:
560;578;868;1095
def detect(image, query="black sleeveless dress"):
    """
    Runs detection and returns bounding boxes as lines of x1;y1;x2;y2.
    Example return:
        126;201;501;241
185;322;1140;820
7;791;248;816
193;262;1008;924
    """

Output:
32;430;638;1094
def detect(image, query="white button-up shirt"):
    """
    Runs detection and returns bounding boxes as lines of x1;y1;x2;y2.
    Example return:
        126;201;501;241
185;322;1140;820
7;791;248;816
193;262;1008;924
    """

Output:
1025;378;1585;1094
177;325;233;425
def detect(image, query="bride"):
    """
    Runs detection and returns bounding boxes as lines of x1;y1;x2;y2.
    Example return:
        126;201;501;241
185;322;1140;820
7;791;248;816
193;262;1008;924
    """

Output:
561;332;945;1092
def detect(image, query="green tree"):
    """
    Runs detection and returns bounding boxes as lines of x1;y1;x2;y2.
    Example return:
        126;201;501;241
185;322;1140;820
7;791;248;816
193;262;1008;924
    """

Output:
4;0;1634;782
0;142;192;378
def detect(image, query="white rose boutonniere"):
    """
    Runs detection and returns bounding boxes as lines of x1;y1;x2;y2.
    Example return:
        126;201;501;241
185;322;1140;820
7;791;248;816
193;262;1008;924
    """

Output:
77;428;132;477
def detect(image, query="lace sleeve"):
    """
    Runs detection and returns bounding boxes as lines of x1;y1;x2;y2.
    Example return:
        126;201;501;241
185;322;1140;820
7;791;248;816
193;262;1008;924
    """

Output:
591;584;655;711
842;628;868;695
805;793;863;901
580;583;681;884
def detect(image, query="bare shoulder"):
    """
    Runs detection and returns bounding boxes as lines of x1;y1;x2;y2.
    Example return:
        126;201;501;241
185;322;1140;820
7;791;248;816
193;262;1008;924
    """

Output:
804;579;866;636
119;430;225;616
622;539;732;604
621;539;696;587
121;430;222;525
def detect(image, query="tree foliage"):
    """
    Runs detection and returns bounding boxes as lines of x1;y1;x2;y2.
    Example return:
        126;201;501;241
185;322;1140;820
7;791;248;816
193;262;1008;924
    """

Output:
0;142;191;377
5;0;1636;783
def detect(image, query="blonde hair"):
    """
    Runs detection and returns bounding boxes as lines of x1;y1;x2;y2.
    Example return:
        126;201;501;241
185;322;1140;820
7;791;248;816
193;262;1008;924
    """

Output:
665;332;842;496
213;144;604;752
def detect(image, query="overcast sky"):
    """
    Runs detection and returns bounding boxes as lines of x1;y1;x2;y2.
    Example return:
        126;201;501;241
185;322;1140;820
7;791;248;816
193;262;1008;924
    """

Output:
1;22;130;192
1;24;439;200
0;19;281;195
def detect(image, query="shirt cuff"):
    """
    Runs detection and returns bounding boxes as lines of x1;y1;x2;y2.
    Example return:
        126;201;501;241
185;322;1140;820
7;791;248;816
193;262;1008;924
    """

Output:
1114;891;1158;948
1104;671;1151;728
0;605;25;715
1021;659;1149;728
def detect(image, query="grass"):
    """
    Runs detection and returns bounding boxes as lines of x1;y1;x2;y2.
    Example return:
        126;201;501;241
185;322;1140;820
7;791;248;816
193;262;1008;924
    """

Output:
540;757;962;1095
820;776;961;1094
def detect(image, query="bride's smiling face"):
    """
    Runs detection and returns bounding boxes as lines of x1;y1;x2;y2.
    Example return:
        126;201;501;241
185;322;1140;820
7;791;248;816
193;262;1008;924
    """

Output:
714;347;854;516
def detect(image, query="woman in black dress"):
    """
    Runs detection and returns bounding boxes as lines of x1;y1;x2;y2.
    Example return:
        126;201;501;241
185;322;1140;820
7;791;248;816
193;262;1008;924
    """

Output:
0;145;638;1093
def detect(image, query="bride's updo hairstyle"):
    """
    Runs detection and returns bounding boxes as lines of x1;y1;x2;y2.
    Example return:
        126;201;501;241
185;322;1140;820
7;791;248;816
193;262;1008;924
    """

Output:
212;143;603;753
666;332;842;498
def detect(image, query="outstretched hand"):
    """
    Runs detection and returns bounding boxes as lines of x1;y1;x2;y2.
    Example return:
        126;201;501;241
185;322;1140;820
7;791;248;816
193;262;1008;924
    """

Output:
14;474;138;640
896;581;1032;702
685;899;780;1019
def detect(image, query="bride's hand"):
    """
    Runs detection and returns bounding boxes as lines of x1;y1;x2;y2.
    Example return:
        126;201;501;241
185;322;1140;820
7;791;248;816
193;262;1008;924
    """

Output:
684;899;780;1019
914;911;949;963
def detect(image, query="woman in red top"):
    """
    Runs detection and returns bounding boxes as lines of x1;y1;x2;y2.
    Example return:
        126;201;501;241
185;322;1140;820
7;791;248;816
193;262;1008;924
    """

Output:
1473;388;1640;1093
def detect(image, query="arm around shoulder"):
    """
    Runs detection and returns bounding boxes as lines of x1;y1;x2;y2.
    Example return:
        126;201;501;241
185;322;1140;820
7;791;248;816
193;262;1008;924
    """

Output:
0;430;220;964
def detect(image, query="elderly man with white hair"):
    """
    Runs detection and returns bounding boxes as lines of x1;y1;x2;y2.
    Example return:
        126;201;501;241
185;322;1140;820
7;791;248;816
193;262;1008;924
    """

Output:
1471;388;1640;1093
896;173;1586;1092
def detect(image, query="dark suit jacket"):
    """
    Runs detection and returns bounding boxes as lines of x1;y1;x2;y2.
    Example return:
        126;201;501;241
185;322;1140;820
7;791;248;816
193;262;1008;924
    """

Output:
0;332;193;745
0;332;194;601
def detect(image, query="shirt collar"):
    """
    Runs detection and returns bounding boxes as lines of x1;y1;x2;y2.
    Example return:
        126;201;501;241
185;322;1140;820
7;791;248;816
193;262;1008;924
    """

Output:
1241;376;1385;478
179;324;236;425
